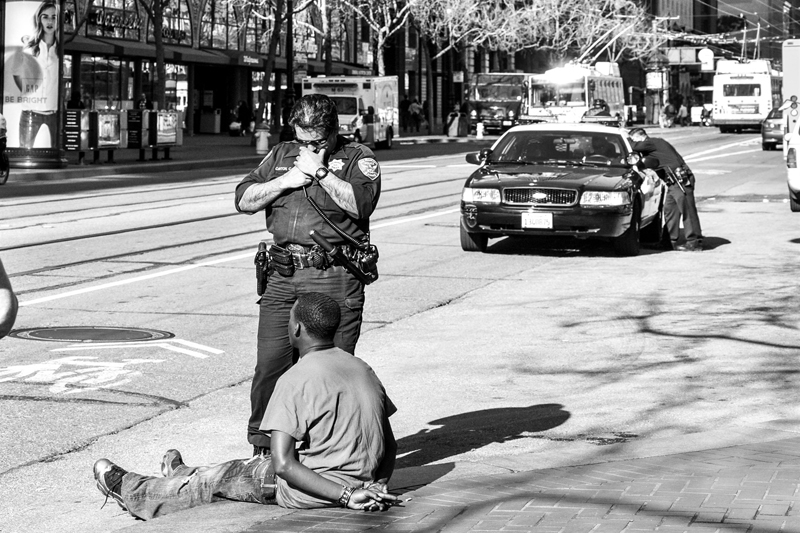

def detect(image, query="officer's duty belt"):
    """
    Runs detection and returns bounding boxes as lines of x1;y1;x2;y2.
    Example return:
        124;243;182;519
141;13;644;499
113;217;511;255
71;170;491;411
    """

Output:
269;242;352;275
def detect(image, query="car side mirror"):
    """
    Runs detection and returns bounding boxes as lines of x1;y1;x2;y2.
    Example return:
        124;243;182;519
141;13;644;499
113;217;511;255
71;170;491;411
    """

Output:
626;153;641;166
465;152;482;165
480;148;492;160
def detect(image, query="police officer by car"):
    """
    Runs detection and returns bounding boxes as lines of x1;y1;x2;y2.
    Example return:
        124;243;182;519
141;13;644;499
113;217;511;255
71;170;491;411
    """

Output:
235;94;382;455
629;127;703;251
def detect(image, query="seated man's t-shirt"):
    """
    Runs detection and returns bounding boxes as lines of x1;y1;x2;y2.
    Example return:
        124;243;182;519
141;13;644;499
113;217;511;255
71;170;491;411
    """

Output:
260;347;396;508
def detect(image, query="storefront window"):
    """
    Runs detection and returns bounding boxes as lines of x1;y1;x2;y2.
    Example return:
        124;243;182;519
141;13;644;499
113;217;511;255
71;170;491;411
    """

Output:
80;56;131;108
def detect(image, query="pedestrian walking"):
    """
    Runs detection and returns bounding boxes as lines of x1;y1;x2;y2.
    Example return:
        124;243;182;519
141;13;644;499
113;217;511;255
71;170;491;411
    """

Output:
630;128;703;251
399;94;410;132
408;99;422;133
237;100;252;135
234;94;382;455
92;293;398;520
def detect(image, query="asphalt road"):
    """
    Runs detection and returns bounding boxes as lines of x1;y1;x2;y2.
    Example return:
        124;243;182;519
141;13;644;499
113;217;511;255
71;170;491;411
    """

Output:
1;127;798;532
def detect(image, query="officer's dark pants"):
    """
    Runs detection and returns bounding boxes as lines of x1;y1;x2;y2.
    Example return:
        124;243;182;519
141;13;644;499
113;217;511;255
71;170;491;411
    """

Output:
248;264;364;448
664;181;703;248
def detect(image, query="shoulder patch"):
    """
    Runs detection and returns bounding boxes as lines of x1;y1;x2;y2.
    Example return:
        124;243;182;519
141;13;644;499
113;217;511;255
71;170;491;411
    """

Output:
358;158;380;180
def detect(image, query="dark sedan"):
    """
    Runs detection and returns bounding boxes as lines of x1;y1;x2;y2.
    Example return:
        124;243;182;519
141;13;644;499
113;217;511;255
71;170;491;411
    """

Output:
761;108;784;151
460;124;665;256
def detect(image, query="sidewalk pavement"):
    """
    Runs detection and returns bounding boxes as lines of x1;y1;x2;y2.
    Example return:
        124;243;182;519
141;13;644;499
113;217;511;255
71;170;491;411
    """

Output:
8;130;484;182
116;419;800;533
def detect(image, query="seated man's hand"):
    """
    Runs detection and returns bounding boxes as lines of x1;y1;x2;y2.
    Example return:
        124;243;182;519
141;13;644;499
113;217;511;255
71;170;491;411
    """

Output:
347;487;399;512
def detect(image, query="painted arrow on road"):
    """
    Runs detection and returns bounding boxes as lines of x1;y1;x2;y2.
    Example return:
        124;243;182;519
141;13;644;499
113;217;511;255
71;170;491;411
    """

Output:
51;338;224;359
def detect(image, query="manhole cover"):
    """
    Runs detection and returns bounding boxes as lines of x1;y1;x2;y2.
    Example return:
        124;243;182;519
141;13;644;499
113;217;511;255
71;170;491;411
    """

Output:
8;327;175;343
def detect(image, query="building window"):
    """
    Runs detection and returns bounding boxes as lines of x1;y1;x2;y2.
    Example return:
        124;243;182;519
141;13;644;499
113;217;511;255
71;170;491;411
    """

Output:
80;56;130;107
202;0;244;50
80;0;141;41
157;0;192;46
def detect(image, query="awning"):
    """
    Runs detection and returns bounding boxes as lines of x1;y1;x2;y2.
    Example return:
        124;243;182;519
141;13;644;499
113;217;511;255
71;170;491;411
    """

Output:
218;50;265;68
94;38;157;59
165;46;229;65
64;35;117;55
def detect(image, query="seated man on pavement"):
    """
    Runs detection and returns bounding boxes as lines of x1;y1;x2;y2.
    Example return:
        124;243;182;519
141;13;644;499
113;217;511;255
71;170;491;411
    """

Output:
93;292;399;520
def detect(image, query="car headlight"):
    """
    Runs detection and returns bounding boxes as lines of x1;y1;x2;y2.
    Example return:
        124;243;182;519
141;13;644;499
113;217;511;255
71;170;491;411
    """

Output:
507;110;515;118
462;187;501;204
580;191;630;206
470;110;477;118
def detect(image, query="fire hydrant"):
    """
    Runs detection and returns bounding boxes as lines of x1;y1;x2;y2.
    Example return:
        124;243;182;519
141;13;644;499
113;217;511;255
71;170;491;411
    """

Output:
476;122;484;140
255;122;270;155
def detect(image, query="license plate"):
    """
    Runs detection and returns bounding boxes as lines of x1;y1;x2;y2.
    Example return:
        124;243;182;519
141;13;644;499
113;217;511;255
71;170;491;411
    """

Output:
502;120;512;126
522;212;553;229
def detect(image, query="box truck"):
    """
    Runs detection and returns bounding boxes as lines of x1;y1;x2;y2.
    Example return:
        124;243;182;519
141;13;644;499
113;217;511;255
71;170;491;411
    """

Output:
301;75;398;149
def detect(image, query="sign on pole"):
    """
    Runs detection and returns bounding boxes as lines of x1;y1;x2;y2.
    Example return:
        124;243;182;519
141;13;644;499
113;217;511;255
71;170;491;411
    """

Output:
2;0;67;168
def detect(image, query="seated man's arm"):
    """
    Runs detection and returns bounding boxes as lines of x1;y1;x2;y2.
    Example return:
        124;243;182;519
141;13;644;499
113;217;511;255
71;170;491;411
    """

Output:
271;430;398;510
370;416;397;490
0;259;18;339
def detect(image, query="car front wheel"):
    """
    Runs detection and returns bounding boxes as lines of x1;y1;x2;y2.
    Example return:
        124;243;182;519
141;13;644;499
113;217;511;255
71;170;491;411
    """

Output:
460;223;488;252
613;207;641;256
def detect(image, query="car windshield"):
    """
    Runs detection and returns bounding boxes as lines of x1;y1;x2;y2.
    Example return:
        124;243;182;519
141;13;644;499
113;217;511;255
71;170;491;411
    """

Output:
767;109;783;119
490;131;627;166
330;96;359;115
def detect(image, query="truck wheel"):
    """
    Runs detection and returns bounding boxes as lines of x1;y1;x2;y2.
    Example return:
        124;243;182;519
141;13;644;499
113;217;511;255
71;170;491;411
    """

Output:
377;129;393;149
460;223;488;252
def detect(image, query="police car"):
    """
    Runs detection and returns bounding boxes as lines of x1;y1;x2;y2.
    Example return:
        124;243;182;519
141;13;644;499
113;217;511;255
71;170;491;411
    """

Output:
784;97;800;211
460;123;665;256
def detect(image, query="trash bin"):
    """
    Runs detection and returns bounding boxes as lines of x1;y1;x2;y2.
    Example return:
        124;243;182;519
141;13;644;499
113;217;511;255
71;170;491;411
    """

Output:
255;122;270;155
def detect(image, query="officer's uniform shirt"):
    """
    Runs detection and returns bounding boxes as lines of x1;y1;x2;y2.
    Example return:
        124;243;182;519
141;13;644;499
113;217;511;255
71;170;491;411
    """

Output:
632;137;686;170
235;136;381;247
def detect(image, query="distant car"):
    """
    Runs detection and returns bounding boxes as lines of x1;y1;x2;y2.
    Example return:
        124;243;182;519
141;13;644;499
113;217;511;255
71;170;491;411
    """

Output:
460;123;666;256
761;108;784;151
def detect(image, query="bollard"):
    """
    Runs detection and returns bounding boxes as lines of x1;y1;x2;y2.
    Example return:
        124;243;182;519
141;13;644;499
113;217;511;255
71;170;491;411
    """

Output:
255;122;270;155
476;122;484;140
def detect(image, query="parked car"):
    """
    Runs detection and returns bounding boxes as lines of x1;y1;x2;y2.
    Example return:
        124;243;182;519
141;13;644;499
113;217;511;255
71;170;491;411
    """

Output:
761;108;784;151
460;123;666;256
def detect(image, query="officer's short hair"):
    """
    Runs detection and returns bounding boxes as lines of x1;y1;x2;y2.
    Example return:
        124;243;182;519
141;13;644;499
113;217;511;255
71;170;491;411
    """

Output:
294;292;341;341
629;127;648;138
289;94;339;137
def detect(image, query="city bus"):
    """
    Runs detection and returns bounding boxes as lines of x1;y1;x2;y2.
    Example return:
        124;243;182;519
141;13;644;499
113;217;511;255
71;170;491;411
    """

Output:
466;73;529;133
518;62;625;125
712;59;782;133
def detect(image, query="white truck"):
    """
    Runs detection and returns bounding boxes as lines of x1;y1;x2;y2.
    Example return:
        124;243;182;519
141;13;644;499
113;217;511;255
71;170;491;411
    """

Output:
301;75;398;149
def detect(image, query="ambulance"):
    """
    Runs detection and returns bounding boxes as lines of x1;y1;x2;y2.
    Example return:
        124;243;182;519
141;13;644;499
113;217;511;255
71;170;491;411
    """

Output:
301;75;398;149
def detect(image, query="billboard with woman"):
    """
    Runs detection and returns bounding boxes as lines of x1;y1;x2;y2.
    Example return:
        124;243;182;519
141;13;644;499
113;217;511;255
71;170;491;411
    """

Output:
3;0;65;165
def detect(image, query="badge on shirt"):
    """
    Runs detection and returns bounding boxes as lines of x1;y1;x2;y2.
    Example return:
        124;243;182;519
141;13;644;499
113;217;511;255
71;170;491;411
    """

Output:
358;158;380;180
328;159;345;172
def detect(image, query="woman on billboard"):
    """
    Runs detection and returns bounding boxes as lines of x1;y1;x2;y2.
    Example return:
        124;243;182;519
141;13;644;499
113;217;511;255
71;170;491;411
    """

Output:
18;1;60;149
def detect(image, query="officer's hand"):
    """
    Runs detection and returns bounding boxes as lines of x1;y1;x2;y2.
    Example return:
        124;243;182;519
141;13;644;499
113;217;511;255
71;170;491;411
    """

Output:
278;167;313;190
294;146;326;177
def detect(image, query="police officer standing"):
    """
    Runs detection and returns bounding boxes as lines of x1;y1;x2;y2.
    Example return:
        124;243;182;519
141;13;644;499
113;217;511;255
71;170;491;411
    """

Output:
629;127;703;251
235;94;382;455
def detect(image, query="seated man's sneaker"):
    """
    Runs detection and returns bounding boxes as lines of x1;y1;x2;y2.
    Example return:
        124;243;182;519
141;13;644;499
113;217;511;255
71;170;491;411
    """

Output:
93;459;128;511
160;449;185;477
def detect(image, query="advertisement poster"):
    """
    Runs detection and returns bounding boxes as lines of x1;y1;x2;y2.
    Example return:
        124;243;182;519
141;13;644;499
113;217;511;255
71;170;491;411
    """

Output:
3;0;62;150
97;111;120;148
156;111;178;145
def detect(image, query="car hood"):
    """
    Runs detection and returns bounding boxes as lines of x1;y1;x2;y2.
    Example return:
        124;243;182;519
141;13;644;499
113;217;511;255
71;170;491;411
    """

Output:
468;163;631;191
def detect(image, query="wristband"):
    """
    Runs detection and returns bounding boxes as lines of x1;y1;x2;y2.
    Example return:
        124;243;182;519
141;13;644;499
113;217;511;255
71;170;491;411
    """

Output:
338;485;355;507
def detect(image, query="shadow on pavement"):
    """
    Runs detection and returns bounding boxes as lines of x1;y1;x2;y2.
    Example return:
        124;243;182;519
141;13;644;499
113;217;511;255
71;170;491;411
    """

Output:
395;404;570;472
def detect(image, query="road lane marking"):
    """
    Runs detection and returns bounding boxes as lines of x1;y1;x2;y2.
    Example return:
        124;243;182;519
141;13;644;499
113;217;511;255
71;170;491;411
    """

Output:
684;138;759;160
381;164;438;169
685;149;762;163
52;339;224;359
19;207;461;307
0;356;163;394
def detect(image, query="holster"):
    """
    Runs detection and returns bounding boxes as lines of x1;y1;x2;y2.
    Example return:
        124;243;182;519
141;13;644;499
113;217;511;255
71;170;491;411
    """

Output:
254;242;273;296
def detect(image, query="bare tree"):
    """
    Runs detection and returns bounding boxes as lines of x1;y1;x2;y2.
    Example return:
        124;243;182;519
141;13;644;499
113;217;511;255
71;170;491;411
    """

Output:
135;0;169;109
410;0;665;63
63;0;94;44
340;0;412;75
